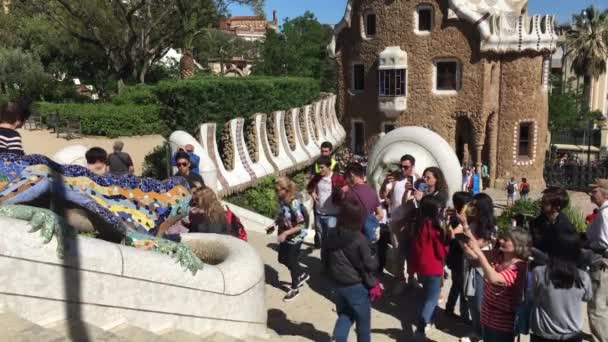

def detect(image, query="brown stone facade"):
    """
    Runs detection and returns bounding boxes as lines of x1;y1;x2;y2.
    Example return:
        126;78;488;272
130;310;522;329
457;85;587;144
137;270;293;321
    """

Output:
335;0;551;189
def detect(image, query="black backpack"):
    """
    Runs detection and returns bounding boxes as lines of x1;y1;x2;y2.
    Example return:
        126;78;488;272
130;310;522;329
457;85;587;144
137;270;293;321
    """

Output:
507;182;515;194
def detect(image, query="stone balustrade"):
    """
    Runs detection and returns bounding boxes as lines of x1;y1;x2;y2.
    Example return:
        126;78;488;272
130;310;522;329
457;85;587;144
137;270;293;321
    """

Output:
170;93;345;196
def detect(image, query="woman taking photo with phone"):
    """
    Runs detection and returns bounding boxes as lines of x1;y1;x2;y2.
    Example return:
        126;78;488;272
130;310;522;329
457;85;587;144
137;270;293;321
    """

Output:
459;193;497;342
413;167;449;208
460;228;531;342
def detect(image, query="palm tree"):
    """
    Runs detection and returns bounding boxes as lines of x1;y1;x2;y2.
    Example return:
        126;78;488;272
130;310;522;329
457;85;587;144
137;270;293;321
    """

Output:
566;6;608;109
565;6;608;162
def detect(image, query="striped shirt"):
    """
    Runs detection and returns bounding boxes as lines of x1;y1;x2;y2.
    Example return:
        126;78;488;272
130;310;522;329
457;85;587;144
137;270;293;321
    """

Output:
481;256;525;332
0;128;23;155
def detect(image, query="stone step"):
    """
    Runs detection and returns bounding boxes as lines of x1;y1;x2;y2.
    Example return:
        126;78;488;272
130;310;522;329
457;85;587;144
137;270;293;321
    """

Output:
1;312;281;342
200;332;248;342
0;313;71;342
46;320;127;342
110;324;172;342
160;329;205;342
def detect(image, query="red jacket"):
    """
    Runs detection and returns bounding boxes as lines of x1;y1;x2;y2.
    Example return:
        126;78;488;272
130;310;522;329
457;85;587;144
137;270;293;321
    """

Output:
307;172;347;203
408;219;449;276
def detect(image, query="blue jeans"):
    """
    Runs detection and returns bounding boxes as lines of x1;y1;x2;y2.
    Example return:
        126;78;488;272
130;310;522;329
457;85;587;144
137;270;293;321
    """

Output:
333;283;371;342
418;275;442;331
468;270;484;336
483;325;515;342
316;214;337;263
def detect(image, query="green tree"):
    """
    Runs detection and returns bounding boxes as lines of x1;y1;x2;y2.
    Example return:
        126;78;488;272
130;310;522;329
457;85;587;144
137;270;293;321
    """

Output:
254;11;336;91
27;0;226;88
176;0;264;79
0;47;50;100
193;29;258;75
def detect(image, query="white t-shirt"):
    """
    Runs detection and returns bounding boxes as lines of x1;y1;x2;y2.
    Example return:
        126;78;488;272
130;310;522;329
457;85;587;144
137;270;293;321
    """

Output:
389;174;417;221
316;174;339;215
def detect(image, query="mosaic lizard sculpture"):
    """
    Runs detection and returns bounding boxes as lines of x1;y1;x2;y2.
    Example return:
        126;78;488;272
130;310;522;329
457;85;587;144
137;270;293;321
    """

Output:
0;153;203;274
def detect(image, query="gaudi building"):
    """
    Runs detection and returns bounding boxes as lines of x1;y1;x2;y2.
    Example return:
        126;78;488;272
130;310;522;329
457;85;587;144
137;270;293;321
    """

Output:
329;0;558;188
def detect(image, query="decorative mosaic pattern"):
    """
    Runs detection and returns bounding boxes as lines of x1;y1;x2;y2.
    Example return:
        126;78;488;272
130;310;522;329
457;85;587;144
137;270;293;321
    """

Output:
266;113;279;157
299;106;310;145
278;112;298;165
244;118;259;163
0;154;191;236
236;118;257;180
0;154;204;274
0;204;203;274
205;124;230;191
259;114;279;172
286;109;297;150
220;123;235;171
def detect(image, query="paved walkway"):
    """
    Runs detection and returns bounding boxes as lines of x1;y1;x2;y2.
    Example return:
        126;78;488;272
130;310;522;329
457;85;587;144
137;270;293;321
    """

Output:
251;230;477;342
244;186;597;342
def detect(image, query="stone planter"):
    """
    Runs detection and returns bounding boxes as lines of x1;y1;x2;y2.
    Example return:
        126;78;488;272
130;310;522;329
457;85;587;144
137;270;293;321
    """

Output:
0;218;267;339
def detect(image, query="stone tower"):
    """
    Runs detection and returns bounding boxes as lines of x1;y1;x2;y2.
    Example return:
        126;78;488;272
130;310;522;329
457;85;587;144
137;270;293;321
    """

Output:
329;0;557;189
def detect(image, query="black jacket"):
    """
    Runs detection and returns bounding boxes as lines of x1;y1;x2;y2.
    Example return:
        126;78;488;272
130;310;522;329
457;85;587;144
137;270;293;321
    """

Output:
529;212;577;267
325;228;378;286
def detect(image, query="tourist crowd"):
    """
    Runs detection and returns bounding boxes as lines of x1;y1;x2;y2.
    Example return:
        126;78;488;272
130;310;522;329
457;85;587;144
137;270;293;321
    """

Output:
2;99;608;342
272;141;608;342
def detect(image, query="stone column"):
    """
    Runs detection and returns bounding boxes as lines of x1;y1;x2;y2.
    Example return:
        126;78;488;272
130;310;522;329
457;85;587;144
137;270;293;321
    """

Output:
476;144;484;173
600;120;608;159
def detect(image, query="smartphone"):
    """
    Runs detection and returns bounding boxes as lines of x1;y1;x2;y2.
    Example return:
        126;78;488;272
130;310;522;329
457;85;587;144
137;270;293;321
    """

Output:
405;176;414;189
455;233;470;243
417;182;427;193
449;215;460;228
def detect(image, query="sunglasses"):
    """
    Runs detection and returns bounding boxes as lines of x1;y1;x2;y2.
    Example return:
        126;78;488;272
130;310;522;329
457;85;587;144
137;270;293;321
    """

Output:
177;162;189;167
401;165;410;170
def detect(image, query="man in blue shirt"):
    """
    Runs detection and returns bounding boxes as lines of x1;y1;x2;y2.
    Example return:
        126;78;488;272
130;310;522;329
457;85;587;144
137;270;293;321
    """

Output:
172;144;200;175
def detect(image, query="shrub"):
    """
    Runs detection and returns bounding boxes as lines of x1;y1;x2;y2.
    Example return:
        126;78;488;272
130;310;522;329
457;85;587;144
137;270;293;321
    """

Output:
562;206;587;232
496;198;587;233
35;102;165;138
142;143;171;180
154;76;320;135
227;176;278;218
112;85;158;105
496;199;540;232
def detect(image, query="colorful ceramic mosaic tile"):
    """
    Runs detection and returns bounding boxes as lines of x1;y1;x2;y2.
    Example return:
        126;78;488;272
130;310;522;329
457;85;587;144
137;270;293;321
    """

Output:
0;153;192;236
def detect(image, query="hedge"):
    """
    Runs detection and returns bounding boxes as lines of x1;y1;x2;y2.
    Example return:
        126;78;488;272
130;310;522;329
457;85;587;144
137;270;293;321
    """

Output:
112;85;158;106
35;102;165;138
154;76;320;134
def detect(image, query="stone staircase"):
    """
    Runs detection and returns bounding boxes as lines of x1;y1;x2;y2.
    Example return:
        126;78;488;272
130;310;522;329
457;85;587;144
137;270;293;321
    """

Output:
0;312;311;342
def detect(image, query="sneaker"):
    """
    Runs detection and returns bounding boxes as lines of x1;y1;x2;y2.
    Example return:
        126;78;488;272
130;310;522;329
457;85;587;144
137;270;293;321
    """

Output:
283;288;300;302
296;272;310;288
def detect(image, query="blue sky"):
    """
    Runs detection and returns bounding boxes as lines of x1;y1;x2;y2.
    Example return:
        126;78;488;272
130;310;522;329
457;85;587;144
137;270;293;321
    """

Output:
229;0;608;26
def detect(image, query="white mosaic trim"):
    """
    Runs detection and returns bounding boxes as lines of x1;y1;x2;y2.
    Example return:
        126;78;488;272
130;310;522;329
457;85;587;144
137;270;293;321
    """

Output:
512;119;538;166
